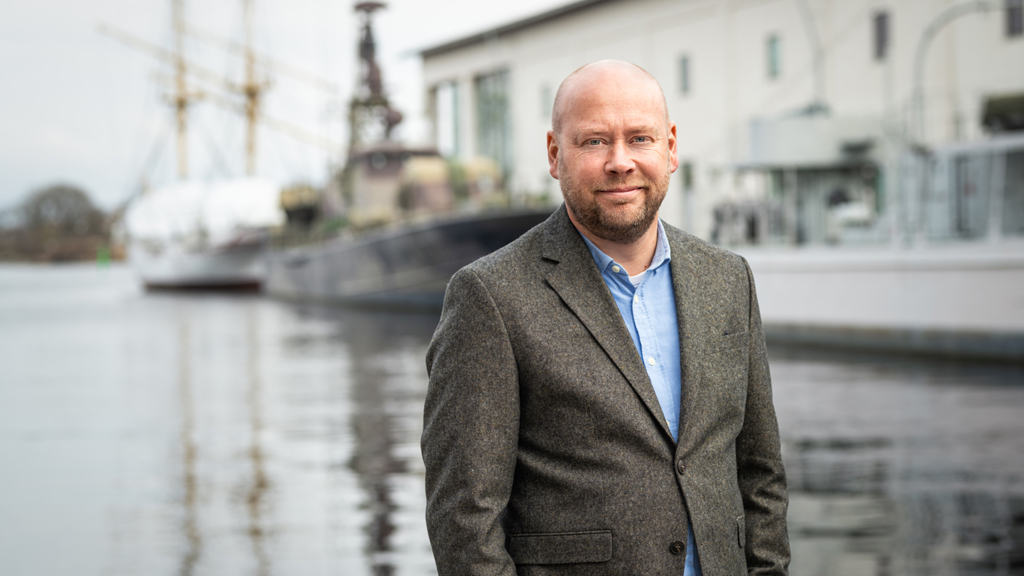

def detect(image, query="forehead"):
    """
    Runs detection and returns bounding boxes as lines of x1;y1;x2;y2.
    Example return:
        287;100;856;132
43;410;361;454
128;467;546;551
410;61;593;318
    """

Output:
563;93;666;135
560;70;667;131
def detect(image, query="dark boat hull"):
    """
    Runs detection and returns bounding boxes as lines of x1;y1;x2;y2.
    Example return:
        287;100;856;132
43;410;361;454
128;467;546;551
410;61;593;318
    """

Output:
265;209;552;309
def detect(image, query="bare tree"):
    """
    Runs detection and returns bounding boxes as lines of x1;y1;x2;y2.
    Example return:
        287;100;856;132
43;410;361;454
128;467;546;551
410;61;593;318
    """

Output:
18;184;105;236
0;184;109;262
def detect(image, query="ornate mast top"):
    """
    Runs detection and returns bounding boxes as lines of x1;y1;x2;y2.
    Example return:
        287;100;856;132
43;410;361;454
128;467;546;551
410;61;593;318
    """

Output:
348;2;402;154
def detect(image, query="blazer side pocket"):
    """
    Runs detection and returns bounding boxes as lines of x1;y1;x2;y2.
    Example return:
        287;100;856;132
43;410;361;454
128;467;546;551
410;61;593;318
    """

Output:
708;331;749;355
507;530;613;565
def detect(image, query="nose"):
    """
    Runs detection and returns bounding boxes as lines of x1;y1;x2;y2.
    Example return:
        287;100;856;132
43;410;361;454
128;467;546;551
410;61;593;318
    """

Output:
604;140;635;175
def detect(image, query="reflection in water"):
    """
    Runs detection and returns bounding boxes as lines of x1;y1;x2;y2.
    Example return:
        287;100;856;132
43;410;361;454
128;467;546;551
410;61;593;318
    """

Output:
2;265;1023;576
346;314;403;576
787;438;1024;575
771;347;1024;576
245;309;270;576
279;303;439;575
325;307;438;576
177;317;201;576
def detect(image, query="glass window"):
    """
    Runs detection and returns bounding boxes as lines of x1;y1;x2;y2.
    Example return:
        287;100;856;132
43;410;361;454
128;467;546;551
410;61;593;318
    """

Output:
874;12;890;60
434;81;459;158
1008;0;1024;37
1004;150;1024;235
679;56;690;94
475;70;512;177
680;162;694;190
766;35;781;79
954;154;992;238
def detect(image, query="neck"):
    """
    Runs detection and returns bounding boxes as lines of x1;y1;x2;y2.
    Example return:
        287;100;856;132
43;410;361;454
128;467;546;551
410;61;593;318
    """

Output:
567;210;660;276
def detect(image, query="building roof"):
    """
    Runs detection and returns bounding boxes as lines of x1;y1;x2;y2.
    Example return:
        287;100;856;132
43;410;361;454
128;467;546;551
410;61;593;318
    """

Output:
420;0;618;58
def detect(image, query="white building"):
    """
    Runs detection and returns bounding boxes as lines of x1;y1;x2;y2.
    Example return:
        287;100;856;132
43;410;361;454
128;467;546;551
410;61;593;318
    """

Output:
420;0;1024;360
420;0;1024;243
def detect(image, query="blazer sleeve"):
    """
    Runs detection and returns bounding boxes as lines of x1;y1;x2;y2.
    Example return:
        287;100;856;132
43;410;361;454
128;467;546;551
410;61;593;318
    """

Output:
736;258;791;575
422;267;520;576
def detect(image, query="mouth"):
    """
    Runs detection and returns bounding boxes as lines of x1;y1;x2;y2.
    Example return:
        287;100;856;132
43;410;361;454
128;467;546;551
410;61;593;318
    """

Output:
597;186;644;195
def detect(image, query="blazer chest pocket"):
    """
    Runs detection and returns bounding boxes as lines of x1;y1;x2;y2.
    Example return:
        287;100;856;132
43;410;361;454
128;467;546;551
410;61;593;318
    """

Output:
707;331;749;355
703;332;751;407
508;530;613;565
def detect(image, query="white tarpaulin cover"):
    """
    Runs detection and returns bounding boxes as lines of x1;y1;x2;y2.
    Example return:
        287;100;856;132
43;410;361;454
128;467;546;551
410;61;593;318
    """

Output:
124;178;285;247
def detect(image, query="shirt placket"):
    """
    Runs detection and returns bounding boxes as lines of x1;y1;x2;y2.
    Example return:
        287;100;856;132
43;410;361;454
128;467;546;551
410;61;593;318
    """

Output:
633;278;651;366
632;271;672;422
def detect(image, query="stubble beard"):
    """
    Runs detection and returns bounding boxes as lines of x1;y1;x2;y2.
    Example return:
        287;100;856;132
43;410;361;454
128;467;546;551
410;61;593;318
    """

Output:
560;166;670;245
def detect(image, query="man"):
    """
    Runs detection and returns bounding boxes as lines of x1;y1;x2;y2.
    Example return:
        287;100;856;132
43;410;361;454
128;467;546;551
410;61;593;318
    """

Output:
422;60;789;575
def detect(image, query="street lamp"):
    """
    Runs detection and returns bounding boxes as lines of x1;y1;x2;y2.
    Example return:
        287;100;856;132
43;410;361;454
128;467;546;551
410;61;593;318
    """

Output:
911;0;1000;146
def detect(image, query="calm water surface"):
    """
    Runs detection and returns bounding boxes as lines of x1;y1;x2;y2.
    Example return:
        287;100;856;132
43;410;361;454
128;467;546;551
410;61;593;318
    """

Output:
1;264;1022;576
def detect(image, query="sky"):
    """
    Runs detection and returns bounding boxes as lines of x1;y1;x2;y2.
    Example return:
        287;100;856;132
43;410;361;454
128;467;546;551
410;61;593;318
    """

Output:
0;0;566;211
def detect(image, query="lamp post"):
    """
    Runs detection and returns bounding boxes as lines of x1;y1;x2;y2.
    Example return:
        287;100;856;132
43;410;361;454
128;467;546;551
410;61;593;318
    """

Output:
911;0;999;146
904;1;1000;245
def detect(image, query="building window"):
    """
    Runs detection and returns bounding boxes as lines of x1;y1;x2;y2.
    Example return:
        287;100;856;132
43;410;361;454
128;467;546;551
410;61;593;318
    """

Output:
434;81;459;158
680;162;694;190
679;56;691;94
874;11;890;60
766;34;781;79
476;70;512;176
1009;0;1024;37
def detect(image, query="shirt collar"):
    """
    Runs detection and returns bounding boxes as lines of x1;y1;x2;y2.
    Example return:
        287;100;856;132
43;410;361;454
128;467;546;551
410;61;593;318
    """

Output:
578;220;672;275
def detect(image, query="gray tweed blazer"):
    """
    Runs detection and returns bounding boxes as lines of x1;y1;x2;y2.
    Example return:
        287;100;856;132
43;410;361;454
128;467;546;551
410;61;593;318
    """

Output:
422;205;789;576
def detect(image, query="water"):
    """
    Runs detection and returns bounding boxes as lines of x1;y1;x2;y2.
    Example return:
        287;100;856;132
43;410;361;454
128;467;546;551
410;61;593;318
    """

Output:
0;264;1022;576
773;348;1024;575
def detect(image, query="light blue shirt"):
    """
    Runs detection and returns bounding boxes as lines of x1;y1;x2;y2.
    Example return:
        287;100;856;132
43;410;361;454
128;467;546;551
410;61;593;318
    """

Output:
578;221;681;439
578;221;703;576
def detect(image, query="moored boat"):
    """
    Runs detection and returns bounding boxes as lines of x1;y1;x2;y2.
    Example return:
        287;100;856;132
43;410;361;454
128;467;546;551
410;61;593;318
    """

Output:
124;178;284;290
265;208;551;308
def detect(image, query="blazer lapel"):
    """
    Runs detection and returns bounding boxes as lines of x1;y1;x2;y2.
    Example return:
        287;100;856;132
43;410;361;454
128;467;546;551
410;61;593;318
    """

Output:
668;227;703;453
541;206;673;441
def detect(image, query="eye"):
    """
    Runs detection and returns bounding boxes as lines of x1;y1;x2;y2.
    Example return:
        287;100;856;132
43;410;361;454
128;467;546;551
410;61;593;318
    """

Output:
634;136;651;143
586;138;602;146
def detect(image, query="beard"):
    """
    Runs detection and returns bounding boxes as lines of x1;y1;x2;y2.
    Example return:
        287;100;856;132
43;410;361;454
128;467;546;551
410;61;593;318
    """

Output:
560;165;669;245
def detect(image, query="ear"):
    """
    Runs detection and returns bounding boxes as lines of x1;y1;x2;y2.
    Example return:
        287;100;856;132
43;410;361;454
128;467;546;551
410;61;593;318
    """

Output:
546;131;560;179
667;122;679;173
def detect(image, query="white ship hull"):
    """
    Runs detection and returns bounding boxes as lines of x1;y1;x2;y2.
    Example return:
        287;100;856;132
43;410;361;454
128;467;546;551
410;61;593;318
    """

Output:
128;239;267;290
738;241;1024;361
717;133;1024;361
122;178;285;291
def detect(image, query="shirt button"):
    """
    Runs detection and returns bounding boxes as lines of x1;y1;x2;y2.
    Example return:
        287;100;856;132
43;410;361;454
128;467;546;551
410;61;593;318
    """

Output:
611;265;621;273
669;540;685;555
633;295;639;303
647;357;656;366
676;459;686;475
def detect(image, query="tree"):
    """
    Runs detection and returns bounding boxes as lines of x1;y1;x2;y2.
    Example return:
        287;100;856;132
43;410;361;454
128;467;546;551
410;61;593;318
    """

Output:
0;184;109;262
18;184;105;237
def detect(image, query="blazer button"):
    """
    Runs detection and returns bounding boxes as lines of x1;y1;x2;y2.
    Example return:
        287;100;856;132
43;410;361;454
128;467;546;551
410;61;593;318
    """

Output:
669;540;685;555
676;459;685;475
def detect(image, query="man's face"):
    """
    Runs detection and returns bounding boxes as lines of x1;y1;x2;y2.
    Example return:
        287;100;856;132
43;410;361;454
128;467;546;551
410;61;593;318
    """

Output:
547;67;678;244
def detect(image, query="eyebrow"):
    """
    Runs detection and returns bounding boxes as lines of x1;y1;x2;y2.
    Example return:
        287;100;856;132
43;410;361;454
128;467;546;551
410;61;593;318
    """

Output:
571;125;661;139
625;125;660;136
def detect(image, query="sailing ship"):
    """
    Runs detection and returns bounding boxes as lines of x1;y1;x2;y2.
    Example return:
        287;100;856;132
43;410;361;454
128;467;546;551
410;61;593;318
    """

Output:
105;0;327;289
123;178;282;290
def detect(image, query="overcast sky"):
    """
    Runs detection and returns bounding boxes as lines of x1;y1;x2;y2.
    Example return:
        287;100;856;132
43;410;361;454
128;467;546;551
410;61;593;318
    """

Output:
0;0;565;210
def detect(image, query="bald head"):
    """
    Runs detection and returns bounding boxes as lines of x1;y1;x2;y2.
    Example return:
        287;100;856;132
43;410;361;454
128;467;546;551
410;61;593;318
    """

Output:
551;60;669;135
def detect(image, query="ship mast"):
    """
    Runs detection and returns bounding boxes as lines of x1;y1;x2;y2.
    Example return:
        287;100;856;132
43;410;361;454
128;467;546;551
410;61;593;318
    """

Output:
241;0;267;175
171;0;199;178
100;0;339;179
